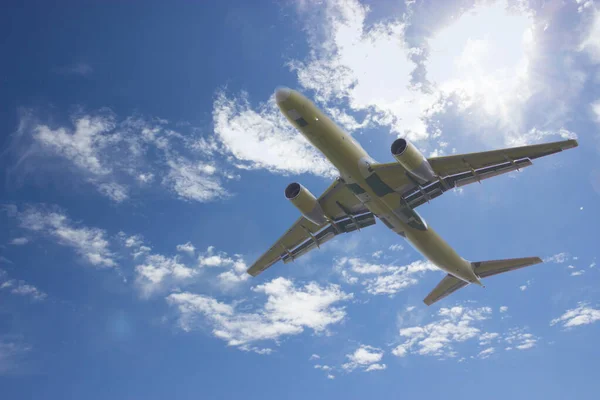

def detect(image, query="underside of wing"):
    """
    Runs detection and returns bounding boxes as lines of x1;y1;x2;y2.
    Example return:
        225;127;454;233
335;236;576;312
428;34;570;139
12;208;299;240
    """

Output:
247;179;375;277
427;139;578;177
423;274;468;306
372;139;578;210
472;257;543;278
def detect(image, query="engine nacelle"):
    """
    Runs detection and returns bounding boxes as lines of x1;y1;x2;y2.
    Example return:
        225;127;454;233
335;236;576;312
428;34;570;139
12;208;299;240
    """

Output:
284;182;328;225
391;138;436;183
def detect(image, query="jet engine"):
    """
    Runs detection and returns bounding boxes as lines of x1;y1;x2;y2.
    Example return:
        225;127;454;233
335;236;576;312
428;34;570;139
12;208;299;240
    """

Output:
391;138;436;183
284;182;328;225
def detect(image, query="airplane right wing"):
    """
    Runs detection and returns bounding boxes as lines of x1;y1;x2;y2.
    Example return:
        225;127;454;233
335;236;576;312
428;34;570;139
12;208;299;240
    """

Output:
372;139;578;209
247;178;377;277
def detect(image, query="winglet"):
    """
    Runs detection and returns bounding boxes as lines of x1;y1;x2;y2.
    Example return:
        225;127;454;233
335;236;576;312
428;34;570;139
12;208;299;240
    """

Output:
561;139;578;150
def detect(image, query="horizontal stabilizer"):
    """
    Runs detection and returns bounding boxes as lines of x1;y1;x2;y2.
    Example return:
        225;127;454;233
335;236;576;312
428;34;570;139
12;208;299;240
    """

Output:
423;274;468;306
423;256;543;306
471;257;543;278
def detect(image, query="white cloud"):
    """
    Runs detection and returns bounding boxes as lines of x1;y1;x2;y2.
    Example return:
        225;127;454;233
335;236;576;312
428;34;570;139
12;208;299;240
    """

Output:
239;345;273;355
342;345;385;372
519;280;532;291
334;257;438;295
365;363;387;371
137;172;154;183
290;0;430;140
544;253;569;263
479;332;499;346
550;303;600;328
212;90;336;177
120;233;143;249
126;240;250;296
389;244;404;251
34;115;116;176
571;270;585;276
310;354;320;360
19;112;230;204
327;374;335;380
579;7;600;62
504;328;537;350
592;100;600;124
393;306;537;359
477;347;495;359
371;250;383;259
15;206;116;268
176;242;196;256
97;182;128;202
392;306;492;359
135;254;196;297
0;270;47;301
163;157;228;203
335;258;437;296
287;0;586;158
9;237;28;246
167;277;352;348
314;364;332;371
499;306;508;313
198;246;234;267
196;246;250;289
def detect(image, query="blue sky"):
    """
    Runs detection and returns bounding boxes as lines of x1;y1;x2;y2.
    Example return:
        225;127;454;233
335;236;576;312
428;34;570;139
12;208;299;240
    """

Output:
1;0;600;398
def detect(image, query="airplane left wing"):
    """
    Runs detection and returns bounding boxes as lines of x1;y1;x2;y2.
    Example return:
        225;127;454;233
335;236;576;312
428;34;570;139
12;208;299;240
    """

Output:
247;179;376;277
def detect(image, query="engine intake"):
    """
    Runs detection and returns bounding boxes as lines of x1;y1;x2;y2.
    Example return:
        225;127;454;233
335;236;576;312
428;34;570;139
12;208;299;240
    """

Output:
391;138;436;183
284;182;327;226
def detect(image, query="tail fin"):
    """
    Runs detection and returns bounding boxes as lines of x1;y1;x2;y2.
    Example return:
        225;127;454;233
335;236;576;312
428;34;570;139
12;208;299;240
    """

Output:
423;257;543;306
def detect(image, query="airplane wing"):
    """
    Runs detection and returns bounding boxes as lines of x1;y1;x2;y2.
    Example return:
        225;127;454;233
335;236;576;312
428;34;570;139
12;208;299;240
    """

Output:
371;139;578;209
247;178;376;277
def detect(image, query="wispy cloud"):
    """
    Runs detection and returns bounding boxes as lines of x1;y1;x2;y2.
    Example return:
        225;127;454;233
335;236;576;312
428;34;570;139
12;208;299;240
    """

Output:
544;252;569;264
477;347;495;359
176;242;195;256
334;257;437;296
0;270;46;301
167;277;352;349
163;156;229;203
504;328;538;350
551;303;600;328
10;205;116;268
212;90;336;177
392;306;492;359
9;237;28;246
392;304;538;360
11;112;231;204
519;280;532;291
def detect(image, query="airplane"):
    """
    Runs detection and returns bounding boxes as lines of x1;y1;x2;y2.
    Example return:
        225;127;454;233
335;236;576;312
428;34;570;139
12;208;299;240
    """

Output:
246;87;578;305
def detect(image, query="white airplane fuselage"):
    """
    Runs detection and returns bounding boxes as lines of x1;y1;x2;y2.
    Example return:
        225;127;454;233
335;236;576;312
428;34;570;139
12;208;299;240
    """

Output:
275;87;482;285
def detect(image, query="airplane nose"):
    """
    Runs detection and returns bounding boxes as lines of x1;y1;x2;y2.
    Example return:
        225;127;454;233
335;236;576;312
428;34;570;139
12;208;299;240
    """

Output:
275;87;291;103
